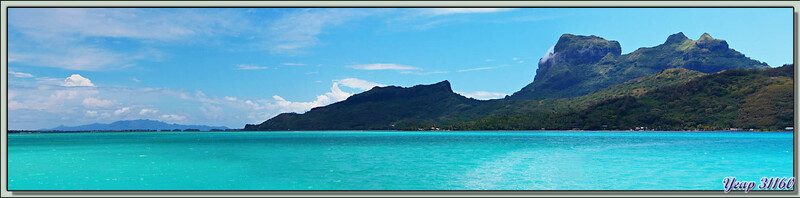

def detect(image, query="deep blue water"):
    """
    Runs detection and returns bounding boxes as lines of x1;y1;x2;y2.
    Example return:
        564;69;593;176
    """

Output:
7;131;794;190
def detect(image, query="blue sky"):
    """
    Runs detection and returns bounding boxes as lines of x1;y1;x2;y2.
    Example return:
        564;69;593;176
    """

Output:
7;8;794;129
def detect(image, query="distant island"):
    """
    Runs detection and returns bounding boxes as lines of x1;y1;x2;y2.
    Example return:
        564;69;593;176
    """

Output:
245;32;793;131
10;119;231;133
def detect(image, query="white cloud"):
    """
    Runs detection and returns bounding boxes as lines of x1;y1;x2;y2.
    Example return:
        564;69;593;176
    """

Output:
160;114;187;122
114;107;131;115
61;74;95;87
458;66;495;72
540;45;556;64
456;90;508;100
86;110;98;117
132;78;141;83
485;59;494;62
224;96;238;101
9;71;34;78
82;97;116;108
334;78;386;90
234;64;269;70
271;81;355;114
348;63;421;71
139;108;159;115
281;62;306;66
426;8;517;15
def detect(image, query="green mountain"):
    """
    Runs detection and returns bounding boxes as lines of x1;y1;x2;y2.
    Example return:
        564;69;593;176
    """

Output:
431;67;706;125
454;65;793;131
508;32;769;100
244;81;483;130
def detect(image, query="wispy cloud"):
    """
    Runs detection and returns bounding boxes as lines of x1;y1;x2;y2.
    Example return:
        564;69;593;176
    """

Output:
10;8;249;42
14;47;161;71
348;63;422;71
83;97;117;108
234;64;269;70
9;71;34;78
399;71;449;75
458;66;495;72
281;62;306;66
8;8;247;71
385;8;518;31
267;8;376;54
425;8;517;16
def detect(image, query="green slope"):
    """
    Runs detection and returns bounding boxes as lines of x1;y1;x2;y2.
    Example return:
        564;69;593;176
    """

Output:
439;67;706;120
244;81;483;130
454;65;793;131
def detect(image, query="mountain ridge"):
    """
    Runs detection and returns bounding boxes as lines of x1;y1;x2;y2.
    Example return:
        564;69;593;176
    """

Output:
245;80;483;130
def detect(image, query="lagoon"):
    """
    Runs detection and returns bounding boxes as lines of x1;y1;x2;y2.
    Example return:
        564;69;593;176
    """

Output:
7;131;794;190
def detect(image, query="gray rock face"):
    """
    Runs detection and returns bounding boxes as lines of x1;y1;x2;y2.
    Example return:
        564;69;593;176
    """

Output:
508;32;768;100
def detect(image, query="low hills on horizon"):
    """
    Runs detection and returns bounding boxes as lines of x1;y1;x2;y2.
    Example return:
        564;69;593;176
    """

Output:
39;119;229;132
246;32;793;131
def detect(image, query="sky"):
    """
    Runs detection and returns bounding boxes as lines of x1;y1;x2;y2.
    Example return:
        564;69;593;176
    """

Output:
6;8;794;130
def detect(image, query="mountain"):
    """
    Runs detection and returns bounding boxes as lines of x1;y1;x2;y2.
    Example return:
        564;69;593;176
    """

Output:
46;119;229;131
454;64;793;131
244;81;483;130
246;32;787;131
508;32;769;100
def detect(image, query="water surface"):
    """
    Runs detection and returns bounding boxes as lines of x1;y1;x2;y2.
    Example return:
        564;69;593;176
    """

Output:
8;131;794;190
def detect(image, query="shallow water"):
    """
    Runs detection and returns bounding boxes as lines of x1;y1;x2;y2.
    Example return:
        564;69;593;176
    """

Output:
7;131;794;190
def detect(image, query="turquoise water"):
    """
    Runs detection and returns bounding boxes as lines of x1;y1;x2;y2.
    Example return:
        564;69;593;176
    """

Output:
7;131;794;190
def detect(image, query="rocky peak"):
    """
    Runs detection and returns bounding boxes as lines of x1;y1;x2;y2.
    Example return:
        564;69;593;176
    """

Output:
695;33;729;50
664;32;689;45
698;33;714;41
418;80;452;93
548;34;622;65
346;80;456;104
